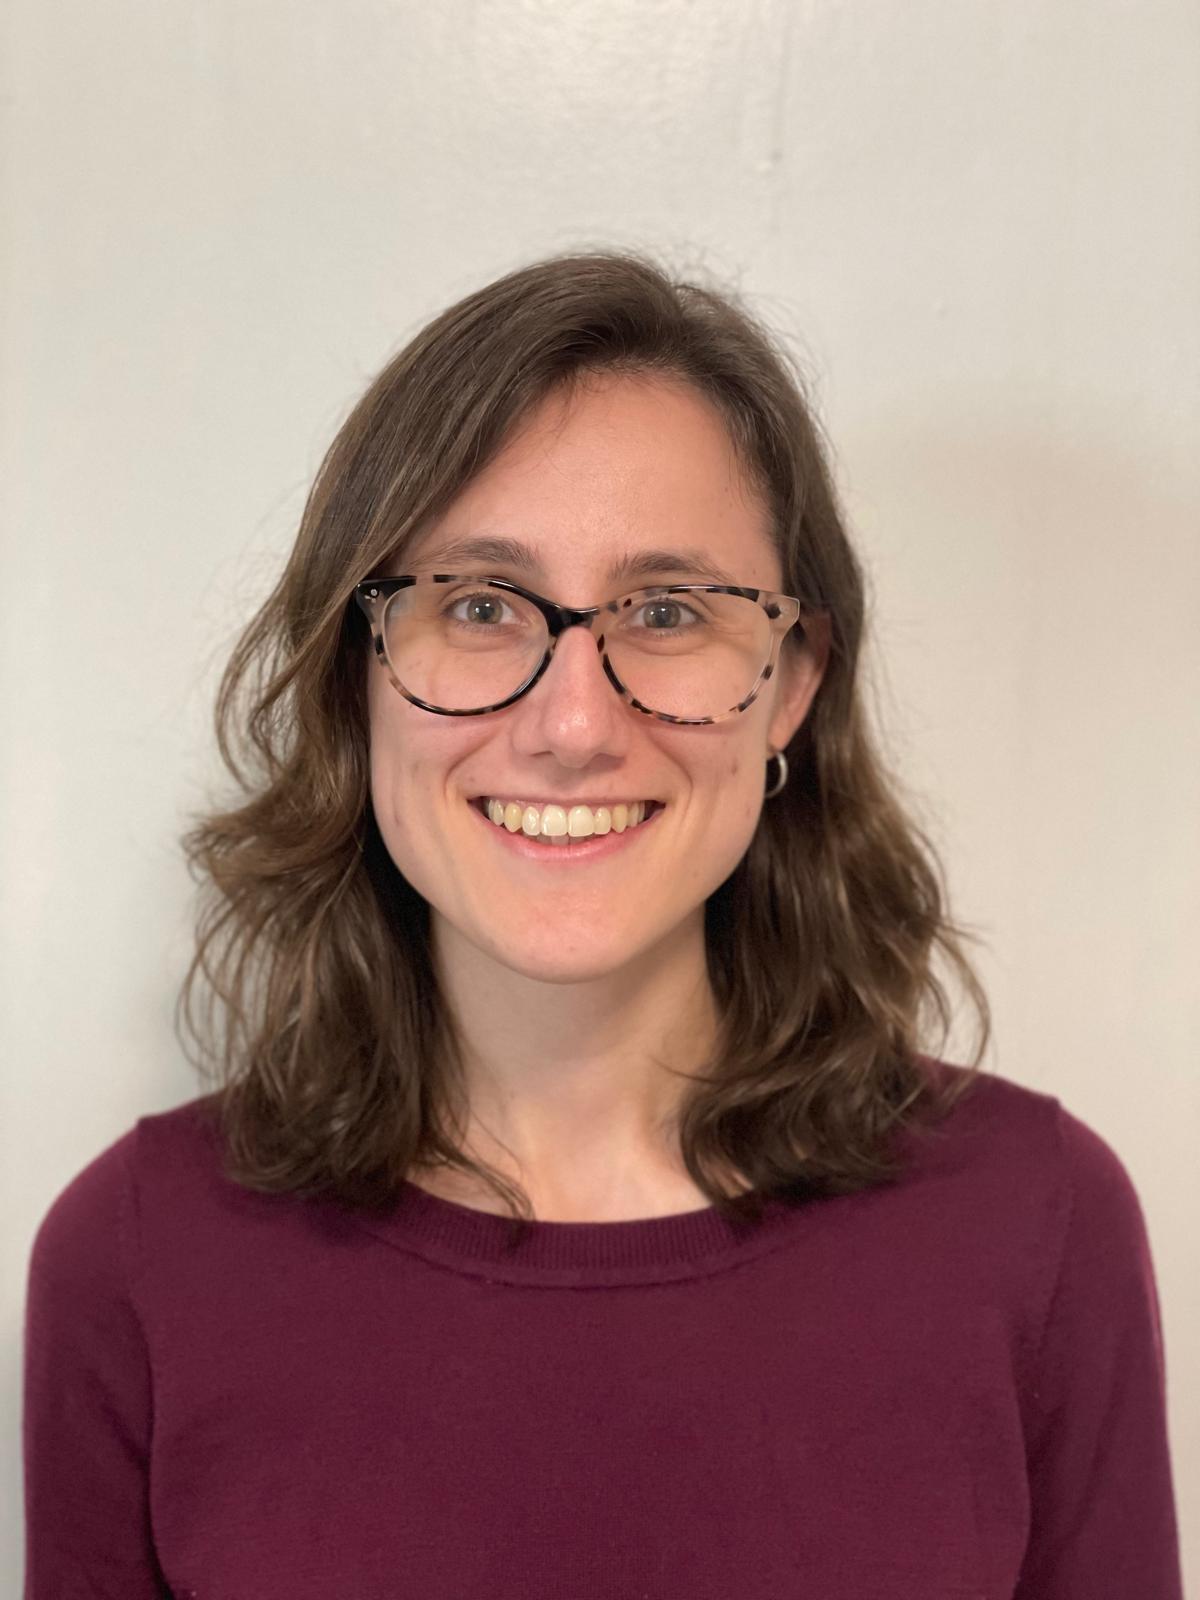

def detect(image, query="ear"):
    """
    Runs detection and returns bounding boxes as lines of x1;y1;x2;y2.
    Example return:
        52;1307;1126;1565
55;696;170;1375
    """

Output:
766;612;831;755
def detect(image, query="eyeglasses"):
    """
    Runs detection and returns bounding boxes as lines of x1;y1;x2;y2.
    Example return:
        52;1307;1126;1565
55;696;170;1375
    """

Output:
353;574;825;724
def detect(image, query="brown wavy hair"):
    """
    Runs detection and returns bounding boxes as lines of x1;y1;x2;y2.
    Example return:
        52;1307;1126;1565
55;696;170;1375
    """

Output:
176;248;991;1247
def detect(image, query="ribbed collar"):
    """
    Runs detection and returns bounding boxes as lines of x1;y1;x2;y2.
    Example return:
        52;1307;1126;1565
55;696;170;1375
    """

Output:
343;1178;812;1287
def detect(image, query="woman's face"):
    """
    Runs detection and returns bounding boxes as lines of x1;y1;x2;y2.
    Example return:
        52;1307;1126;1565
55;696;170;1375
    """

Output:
366;372;827;985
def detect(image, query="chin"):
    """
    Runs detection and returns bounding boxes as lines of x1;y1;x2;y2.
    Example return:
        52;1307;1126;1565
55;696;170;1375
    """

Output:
481;932;654;988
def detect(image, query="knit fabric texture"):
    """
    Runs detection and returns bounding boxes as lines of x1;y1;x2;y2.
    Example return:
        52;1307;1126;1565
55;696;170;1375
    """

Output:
22;1061;1183;1598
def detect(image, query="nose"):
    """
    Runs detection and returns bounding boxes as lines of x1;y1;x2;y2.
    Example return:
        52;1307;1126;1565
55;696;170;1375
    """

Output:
515;621;626;749
536;621;616;702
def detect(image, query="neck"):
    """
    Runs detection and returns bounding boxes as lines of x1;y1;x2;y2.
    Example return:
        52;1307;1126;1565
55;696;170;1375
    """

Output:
422;912;722;1218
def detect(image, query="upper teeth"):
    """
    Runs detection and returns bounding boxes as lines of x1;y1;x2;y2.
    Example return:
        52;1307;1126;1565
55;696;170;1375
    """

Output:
482;798;650;840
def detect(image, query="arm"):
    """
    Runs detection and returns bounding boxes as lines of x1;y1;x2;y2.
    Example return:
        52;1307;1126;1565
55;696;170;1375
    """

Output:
1013;1102;1183;1598
22;1127;172;1599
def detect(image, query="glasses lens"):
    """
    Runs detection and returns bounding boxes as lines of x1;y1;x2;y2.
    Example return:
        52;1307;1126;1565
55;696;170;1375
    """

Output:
607;588;773;718
383;582;546;712
381;582;774;719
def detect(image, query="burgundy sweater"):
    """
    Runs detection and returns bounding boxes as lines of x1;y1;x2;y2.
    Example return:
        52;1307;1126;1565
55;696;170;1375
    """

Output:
22;1062;1183;1598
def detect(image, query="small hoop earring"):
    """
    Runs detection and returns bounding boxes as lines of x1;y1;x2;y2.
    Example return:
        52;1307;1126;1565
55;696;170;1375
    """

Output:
764;748;788;799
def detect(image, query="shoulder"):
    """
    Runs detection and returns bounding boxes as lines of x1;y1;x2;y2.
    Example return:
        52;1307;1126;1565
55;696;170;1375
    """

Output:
897;1059;1157;1341
904;1057;1139;1210
28;1094;228;1288
28;1124;137;1302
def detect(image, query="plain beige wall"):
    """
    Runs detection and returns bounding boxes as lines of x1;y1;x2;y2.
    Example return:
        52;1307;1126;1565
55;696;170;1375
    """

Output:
2;0;1197;1587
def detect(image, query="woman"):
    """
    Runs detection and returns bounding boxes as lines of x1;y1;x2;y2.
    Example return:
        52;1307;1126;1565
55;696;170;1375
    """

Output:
23;251;1182;1597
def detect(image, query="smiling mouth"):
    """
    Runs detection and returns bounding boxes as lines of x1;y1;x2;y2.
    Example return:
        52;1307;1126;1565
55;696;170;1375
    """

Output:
469;795;663;842
470;797;662;813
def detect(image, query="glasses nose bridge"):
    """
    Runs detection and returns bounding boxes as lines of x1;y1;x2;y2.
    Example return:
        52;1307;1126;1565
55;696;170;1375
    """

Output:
542;598;610;656
531;599;622;705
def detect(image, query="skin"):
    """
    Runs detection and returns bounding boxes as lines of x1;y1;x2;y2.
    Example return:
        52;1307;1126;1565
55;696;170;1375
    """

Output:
367;371;827;1220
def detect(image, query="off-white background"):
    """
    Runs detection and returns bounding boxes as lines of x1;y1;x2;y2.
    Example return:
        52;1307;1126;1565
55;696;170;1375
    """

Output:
2;0;1197;1588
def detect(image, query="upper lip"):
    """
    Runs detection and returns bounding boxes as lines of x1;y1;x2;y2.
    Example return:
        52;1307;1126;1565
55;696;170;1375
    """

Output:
474;795;661;807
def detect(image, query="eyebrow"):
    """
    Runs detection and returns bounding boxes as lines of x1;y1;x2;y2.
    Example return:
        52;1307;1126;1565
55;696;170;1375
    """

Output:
410;534;741;588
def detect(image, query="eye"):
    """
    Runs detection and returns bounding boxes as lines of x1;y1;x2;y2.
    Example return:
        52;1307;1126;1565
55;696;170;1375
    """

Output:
444;591;513;627
434;587;544;632
627;596;707;632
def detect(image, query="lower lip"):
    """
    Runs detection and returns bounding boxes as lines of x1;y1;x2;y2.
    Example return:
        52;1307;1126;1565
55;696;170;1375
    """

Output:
468;800;663;863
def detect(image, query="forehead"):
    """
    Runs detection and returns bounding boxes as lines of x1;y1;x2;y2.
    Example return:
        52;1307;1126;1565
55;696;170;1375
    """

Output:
405;374;779;590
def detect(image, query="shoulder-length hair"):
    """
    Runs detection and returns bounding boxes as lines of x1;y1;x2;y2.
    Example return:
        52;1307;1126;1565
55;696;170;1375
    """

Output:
177;248;990;1245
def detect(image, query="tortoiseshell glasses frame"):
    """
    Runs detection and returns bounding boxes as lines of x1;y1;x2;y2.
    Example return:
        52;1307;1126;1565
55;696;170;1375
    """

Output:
353;574;827;726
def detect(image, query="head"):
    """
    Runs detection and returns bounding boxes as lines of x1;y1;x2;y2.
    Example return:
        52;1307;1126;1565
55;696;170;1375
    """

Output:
180;249;988;1230
363;367;830;988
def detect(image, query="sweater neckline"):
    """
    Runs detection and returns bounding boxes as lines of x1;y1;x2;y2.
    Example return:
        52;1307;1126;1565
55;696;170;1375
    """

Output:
343;1176;810;1286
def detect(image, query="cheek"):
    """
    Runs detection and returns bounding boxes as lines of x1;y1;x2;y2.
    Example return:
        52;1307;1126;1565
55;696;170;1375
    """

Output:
692;748;765;867
366;710;425;841
725;754;754;822
366;700;478;831
366;744;444;906
726;748;767;814
368;745;399;826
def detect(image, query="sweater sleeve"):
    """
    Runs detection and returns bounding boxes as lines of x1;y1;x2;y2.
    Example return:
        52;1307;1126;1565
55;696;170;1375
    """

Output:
1013;1102;1183;1599
21;1127;171;1599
